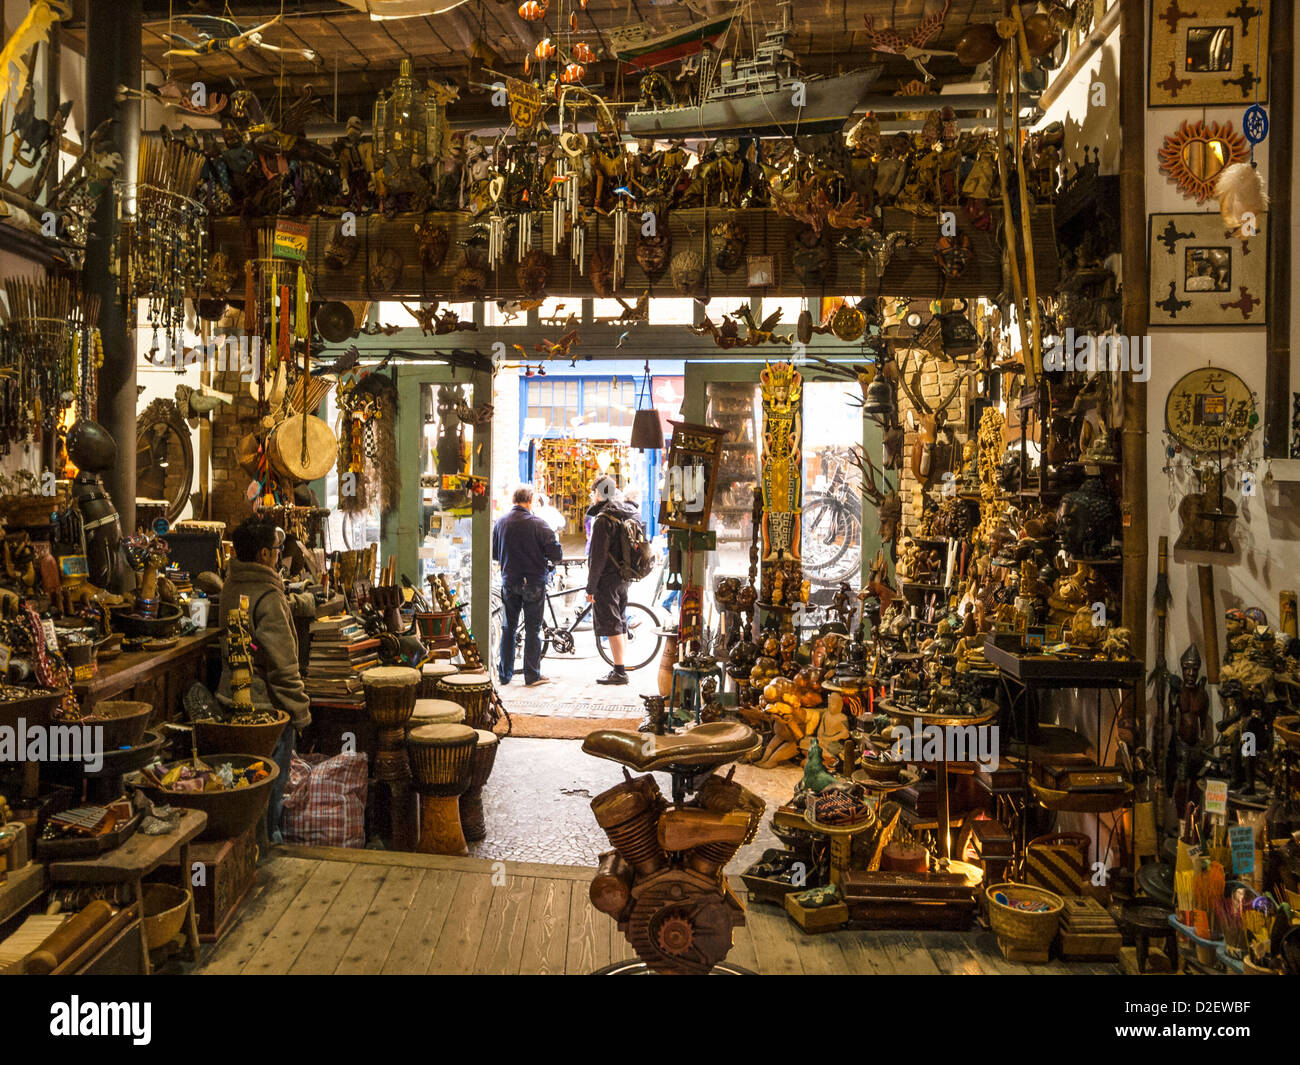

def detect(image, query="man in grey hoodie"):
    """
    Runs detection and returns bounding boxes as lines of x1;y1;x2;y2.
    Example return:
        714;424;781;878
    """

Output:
585;475;641;685
217;516;314;840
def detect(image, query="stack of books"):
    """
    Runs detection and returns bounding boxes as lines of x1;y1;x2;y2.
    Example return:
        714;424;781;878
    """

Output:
304;614;380;707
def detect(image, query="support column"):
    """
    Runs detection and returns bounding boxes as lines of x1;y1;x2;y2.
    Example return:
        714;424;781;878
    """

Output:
1264;0;1293;458
1119;0;1149;694
83;0;142;534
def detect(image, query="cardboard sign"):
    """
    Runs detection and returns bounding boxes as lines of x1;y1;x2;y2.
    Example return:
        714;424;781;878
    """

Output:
1203;778;1229;816
272;219;310;260
1228;824;1255;876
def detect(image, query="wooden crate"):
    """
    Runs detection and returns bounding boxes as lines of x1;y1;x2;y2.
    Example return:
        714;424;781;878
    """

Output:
161;822;258;941
1058;895;1121;960
784;894;848;933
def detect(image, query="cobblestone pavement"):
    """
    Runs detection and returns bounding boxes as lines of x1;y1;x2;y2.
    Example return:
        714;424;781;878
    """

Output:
469;736;801;870
496;640;652;718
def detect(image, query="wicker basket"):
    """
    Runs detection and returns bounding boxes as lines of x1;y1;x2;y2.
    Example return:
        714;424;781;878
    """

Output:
986;882;1064;952
141;883;190;949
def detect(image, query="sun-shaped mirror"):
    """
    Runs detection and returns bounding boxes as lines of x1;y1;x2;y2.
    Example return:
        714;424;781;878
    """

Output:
1158;119;1248;202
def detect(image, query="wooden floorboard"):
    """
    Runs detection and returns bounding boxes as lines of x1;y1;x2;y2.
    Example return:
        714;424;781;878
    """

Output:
473;874;536;976
241;861;355;975
335;866;425;975
288;863;388;975
428;873;496;975
518;878;572;975
193;852;1122;975
379;869;458;975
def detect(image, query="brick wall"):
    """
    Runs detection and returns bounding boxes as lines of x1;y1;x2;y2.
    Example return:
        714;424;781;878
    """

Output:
896;354;973;531
208;369;263;529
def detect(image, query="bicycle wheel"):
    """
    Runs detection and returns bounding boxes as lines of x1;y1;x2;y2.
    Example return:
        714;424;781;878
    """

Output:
802;494;855;570
596;603;663;671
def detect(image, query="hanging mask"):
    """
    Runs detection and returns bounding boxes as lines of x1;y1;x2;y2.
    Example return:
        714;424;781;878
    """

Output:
790;226;831;286
710;219;747;274
590;245;615;297
414;220;450;270
669;248;704;296
516;249;551;297
636;228;672;281
368;247;403;292
933;232;972;278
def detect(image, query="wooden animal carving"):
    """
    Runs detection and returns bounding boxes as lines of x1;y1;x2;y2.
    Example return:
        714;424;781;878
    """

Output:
895;352;964;485
1175;472;1237;553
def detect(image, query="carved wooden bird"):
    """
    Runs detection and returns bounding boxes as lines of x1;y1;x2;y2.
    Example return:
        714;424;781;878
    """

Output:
162;14;319;63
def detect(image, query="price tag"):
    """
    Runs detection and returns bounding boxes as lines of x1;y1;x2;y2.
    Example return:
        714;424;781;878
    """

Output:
1228;824;1255;875
1204;778;1229;816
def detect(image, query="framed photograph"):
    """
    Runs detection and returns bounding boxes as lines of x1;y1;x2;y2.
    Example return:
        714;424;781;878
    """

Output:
1149;0;1269;107
1148;213;1267;326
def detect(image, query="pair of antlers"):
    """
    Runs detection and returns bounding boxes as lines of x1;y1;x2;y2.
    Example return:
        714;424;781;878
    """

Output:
892;347;966;423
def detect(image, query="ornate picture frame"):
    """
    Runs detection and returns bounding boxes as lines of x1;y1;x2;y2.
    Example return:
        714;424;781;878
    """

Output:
1148;0;1270;108
1147;212;1267;327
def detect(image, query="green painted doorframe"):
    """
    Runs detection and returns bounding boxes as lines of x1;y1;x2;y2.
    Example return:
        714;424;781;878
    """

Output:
387;363;493;661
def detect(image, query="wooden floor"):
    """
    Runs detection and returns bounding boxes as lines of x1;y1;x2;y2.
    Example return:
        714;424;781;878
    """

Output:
195;847;1120;975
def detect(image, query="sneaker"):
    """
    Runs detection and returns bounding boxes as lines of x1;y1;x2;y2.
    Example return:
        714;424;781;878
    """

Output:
596;670;629;685
525;676;551;687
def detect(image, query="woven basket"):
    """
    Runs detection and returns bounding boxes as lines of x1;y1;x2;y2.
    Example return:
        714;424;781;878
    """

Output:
986;882;1064;951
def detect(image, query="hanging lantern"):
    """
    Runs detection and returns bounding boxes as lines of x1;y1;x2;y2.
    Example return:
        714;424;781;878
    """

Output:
573;41;596;64
534;37;556;60
518;0;547;20
560;62;586;84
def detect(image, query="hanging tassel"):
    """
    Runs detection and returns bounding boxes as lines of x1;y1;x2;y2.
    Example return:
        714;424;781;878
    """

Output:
294;264;309;339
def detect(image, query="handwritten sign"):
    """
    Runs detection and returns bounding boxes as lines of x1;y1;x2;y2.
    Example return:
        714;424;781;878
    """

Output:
1203;778;1229;817
1229;825;1255;876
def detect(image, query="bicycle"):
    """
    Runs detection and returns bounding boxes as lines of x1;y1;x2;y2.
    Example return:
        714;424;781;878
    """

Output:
489;560;663;681
804;445;862;586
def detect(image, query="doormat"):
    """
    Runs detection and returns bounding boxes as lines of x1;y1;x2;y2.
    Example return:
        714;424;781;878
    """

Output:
503;714;642;740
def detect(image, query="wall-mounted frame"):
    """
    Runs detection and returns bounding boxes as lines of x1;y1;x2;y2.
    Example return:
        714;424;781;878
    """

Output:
1148;212;1267;326
1156;120;1249;202
1148;0;1270;107
658;420;727;533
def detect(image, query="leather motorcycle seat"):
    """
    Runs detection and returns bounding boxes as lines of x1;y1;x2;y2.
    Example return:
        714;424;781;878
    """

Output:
582;722;760;773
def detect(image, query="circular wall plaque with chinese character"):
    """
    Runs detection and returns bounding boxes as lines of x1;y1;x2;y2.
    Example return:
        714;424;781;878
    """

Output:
1164;366;1257;454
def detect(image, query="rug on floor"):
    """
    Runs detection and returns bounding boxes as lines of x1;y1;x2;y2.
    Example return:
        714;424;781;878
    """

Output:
503;714;642;739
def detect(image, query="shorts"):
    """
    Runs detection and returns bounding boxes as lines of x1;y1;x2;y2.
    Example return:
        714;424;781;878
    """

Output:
592;571;629;637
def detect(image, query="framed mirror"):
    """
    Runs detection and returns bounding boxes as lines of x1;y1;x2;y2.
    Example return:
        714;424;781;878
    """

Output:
136;398;194;525
1157;120;1248;202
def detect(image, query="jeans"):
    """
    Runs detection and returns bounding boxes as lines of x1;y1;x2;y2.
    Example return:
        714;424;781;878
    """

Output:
500;576;546;684
267;724;296;844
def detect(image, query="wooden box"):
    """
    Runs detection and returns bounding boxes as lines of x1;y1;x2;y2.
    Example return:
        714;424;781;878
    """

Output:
841;870;977;931
1058;895;1122;960
161;821;258;941
784;894;848;933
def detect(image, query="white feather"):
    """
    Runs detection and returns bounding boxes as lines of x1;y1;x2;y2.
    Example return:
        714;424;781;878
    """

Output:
1215;162;1268;237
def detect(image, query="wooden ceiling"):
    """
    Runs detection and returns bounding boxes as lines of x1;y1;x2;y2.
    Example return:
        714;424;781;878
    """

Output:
67;0;1017;129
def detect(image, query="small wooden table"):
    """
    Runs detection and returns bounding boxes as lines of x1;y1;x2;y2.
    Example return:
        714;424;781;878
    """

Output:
73;630;221;722
47;809;207;974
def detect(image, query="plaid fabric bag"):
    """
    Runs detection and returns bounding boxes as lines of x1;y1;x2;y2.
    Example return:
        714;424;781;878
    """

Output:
282;752;368;848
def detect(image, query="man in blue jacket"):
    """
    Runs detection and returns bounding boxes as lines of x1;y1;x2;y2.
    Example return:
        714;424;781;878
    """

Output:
492;485;563;686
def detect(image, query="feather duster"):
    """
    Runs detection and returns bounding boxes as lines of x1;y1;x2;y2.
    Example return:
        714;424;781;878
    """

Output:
1215;162;1268;238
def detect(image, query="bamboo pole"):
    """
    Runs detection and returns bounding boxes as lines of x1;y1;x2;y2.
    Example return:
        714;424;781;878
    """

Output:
1264;0;1293;458
1119;0;1149;697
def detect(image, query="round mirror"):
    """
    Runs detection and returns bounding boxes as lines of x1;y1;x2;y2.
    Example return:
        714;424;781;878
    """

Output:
136;399;194;524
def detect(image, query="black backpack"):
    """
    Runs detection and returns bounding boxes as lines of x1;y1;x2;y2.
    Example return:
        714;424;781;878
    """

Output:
603;511;655;582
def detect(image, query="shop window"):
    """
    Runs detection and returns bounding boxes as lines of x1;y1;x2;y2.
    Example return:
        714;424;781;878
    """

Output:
648;298;697;324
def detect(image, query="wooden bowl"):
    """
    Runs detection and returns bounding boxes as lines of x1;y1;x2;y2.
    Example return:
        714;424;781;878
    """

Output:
83;700;153;750
141;883;190;949
193;710;290;758
1274;715;1300;751
128;754;279;842
986;881;1064;951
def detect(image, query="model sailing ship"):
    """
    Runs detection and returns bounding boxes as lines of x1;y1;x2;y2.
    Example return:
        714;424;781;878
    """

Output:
626;1;880;138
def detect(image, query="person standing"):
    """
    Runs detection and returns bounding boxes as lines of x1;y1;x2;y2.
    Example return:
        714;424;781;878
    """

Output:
492;485;562;686
216;516;313;843
585;475;643;685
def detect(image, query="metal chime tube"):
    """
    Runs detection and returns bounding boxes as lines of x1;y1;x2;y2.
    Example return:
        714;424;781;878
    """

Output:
614;207;628;290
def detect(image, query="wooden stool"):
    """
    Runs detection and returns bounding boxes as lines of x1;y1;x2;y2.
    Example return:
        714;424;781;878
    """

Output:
407;724;477;856
434;672;495;730
419;661;460;699
460;729;500;843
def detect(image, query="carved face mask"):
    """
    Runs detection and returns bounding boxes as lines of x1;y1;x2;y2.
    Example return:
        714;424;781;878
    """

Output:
711;220;746;274
670;248;704;295
590;245;615;297
636;229;672;281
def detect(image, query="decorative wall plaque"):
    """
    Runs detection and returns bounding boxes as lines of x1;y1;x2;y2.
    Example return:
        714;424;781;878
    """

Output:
1148;212;1267;327
1149;0;1270;108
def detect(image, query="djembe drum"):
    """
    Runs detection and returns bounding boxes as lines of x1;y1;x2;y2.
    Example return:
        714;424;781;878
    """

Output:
435;672;495;730
407;723;478;855
459;729;500;842
419;660;460;699
407;698;466;733
414;611;460;659
362;665;421;850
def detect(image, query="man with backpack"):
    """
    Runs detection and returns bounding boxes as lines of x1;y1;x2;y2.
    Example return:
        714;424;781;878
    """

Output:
585;475;653;685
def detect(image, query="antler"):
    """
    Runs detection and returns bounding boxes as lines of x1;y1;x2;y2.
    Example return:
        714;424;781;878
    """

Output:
933;367;968;421
891;348;927;414
847;444;888;507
